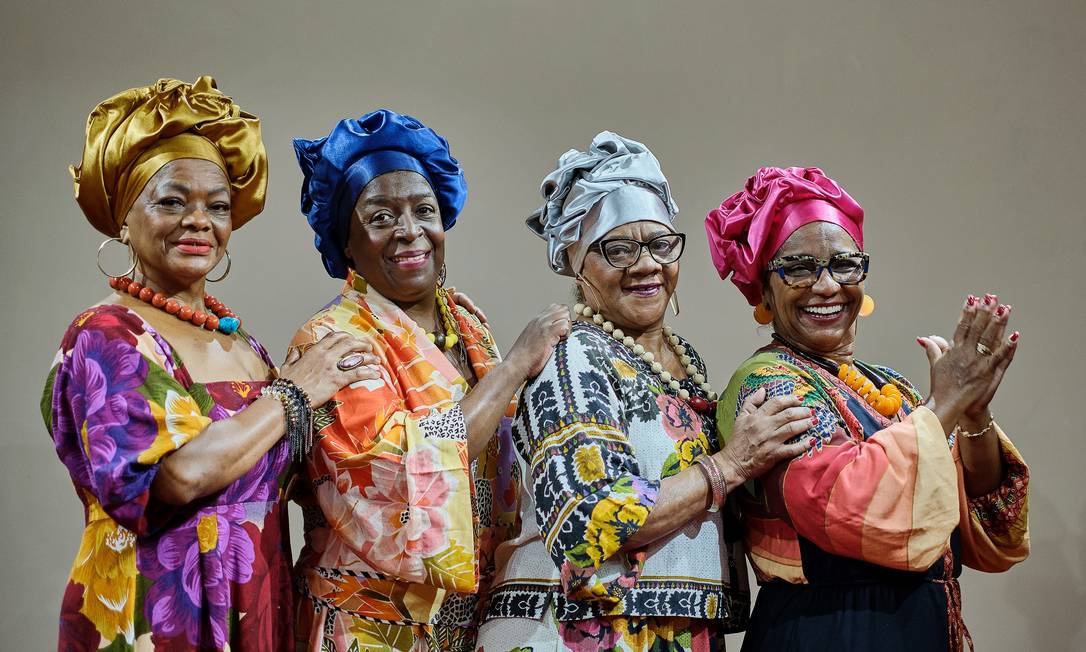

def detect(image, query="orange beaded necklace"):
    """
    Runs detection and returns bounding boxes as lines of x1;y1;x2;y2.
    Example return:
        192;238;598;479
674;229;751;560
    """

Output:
108;276;241;335
837;363;903;417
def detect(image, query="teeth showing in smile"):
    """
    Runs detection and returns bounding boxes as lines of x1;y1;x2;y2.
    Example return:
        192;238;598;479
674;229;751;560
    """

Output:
391;253;427;262
803;305;843;316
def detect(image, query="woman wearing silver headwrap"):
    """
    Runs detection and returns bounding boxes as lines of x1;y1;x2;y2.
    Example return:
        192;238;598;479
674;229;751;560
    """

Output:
475;133;816;651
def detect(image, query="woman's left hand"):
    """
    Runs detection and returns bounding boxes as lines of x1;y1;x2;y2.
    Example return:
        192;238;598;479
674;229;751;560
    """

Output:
918;293;1019;422
448;287;488;327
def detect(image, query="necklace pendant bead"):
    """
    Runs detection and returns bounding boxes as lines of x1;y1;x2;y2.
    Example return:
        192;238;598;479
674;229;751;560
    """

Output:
218;316;240;334
689;396;709;412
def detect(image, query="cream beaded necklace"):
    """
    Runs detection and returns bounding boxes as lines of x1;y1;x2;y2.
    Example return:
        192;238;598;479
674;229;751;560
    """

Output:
573;302;718;402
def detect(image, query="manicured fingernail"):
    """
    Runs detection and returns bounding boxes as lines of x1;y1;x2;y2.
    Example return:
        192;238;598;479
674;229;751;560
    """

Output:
810;408;817;415
808;437;818;446
916;337;925;346
966;295;977;306
996;305;1007;317
984;294;996;305
1010;331;1020;342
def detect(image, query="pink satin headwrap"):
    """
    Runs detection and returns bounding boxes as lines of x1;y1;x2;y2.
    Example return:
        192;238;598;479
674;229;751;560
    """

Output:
704;166;865;306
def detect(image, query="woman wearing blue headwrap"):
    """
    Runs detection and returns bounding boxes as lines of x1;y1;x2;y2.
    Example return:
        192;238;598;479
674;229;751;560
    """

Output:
288;110;570;651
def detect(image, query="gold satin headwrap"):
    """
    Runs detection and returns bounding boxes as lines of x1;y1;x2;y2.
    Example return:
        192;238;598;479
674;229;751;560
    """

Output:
72;76;267;237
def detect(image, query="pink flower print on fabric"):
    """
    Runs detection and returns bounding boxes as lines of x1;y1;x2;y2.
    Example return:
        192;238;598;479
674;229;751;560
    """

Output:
361;445;454;581
558;616;623;652
657;393;701;442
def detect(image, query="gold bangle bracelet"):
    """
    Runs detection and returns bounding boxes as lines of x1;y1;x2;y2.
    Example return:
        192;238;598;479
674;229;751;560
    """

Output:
956;414;996;439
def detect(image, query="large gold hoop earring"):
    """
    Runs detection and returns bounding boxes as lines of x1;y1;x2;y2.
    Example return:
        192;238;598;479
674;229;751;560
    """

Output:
207;250;232;283
97;237;137;278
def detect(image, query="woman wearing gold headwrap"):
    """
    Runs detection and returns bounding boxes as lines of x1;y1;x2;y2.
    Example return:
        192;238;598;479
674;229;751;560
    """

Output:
42;77;380;650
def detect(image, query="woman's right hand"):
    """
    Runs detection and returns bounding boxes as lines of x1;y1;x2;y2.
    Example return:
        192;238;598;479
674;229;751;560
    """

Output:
505;304;572;380
714;387;813;484
280;332;382;406
925;293;1018;431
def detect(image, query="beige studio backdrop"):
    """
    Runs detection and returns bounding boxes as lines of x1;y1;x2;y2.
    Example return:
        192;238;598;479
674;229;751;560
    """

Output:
2;0;1083;649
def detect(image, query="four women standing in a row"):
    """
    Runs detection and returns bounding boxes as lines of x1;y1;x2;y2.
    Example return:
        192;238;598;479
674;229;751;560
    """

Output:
44;77;1029;652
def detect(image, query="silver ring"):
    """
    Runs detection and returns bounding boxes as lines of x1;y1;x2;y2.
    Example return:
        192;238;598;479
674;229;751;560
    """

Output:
337;354;365;371
975;342;992;356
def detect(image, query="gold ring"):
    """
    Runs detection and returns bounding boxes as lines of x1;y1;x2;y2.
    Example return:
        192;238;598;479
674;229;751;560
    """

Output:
337;353;366;371
975;342;992;356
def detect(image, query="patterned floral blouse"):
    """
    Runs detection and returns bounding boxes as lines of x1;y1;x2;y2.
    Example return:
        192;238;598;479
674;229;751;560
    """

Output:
483;321;750;631
42;304;294;650
717;343;1030;650
287;271;519;652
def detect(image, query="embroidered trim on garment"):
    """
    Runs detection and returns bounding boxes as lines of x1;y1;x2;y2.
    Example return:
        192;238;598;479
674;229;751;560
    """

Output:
483;580;750;627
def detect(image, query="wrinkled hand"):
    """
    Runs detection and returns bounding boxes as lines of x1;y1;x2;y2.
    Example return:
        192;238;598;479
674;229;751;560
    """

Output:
281;332;382;406
714;387;813;483
448;286;489;327
506;304;572;380
925;293;1019;427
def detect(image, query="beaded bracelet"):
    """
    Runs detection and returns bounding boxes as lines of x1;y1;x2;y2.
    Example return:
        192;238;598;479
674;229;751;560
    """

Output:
956;413;996;439
694;455;727;513
261;378;314;460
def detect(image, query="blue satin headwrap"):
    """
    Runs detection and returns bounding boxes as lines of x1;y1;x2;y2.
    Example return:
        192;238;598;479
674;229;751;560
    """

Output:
294;109;467;278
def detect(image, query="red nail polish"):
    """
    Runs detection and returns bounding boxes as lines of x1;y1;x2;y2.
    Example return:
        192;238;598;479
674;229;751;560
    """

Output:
916;337;925;346
1010;331;1020;342
966;296;977;306
984;294;996;305
810;408;816;415
996;305;1007;317
808;437;818;446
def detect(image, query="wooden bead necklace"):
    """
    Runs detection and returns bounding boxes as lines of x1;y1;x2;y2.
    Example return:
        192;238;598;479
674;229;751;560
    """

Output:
837;363;903;417
108;276;241;335
426;288;459;351
573;302;718;404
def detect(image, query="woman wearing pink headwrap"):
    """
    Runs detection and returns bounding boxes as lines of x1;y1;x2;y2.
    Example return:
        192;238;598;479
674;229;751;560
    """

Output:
706;167;1030;651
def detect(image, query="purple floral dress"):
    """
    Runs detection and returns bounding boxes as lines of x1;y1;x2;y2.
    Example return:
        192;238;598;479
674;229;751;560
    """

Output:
42;304;294;651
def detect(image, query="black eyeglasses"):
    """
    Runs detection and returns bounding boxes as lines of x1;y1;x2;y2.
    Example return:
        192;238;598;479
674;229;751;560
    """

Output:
767;251;870;288
591;233;686;269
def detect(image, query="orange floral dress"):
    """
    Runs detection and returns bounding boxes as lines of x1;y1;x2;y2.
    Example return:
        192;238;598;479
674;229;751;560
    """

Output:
288;271;519;651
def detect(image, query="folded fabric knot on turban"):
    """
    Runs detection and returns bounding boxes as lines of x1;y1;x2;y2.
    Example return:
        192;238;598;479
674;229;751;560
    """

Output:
704;166;865;306
527;131;678;277
293;109;467;279
72;76;267;237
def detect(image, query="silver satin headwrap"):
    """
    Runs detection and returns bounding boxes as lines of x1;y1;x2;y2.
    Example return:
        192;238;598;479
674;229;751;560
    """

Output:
526;131;679;277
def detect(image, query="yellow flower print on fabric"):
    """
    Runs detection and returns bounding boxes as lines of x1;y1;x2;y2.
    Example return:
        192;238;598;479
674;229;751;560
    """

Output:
140;391;211;464
676;432;711;469
611;358;637;380
70;500;138;645
197;514;219;553
583;489;650;568
573;444;607;484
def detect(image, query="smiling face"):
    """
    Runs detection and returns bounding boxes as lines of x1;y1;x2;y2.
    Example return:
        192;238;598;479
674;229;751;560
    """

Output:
345;170;444;305
123;158;232;293
578;220;680;336
764;221;865;359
